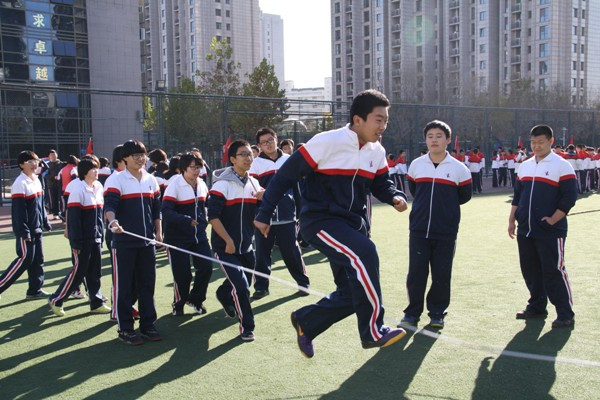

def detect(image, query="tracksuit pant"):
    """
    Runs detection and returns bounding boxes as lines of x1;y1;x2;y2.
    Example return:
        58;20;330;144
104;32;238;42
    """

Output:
509;169;516;187
50;242;103;309
254;222;309;292
215;251;255;334
294;219;387;343
492;168;498;187
578;170;587;193
167;240;213;311
516;236;574;320
404;236;456;319
471;172;482;193
112;245;157;332
499;167;508;187
0;234;44;296
47;181;61;216
107;230;138;320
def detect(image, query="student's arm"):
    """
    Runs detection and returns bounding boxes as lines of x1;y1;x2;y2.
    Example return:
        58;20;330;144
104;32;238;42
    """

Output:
103;175;122;233
67;191;83;253
209;218;235;254
457;165;473;204
545;163;578;225
207;184;235;254
406;161;417;198
370;156;407;208
508;205;518;239
161;184;193;226
10;181;30;241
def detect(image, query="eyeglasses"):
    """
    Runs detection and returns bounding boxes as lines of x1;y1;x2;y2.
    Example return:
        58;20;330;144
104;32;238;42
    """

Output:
25;160;39;165
235;152;253;158
130;153;147;160
188;165;202;170
259;137;276;146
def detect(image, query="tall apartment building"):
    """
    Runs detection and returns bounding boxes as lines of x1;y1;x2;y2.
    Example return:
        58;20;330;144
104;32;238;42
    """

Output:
260;13;284;85
331;0;600;107
140;0;261;91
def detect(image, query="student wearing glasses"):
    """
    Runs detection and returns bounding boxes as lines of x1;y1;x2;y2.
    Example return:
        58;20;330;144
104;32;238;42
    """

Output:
207;140;264;342
0;151;52;301
104;140;162;345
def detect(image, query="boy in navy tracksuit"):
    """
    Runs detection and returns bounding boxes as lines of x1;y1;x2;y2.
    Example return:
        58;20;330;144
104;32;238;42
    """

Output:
162;152;212;316
0;151;51;300
508;125;577;329
105;140;162;345
250;127;309;299
255;90;408;357
401;121;472;329
208;140;263;342
48;158;110;316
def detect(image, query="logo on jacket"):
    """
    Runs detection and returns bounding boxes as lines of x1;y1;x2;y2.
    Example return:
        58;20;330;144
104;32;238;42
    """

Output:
370;161;373;168
545;171;549;176
447;173;450;178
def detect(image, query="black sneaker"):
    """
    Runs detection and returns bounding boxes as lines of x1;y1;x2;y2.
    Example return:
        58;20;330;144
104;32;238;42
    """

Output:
26;290;49;300
361;327;407;349
516;309;548;320
172;307;184;316
428;317;445;329
296;287;310;297
187;302;207;315
291;312;314;358
241;331;255;342
118;330;143;346
551;318;575;329
216;292;237;318
252;289;270;300
140;327;162;341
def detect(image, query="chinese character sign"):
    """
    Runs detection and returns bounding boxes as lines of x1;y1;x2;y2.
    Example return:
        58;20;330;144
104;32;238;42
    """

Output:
29;65;54;82
27;38;53;56
26;11;52;31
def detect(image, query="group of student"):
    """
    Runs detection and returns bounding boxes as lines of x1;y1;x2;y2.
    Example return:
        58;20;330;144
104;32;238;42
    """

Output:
0;89;577;356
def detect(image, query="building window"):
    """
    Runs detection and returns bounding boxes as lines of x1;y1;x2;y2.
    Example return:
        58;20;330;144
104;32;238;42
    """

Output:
573;61;577;70
364;39;370;50
363;11;369;22
416;46;422;57
539;25;549;40
376;28;382;37
364;25;370;36
335;30;341;40
364;68;370;79
335;16;340;27
191;35;195;45
191;48;195;60
480;11;487;21
190;21;195;32
573;26;578;35
581;44;584;53
416;0;422;12
336;58;341;68
215;8;221;16
334;2;340;13
573;43;577;52
573;8;578;17
479;43;487;53
376;42;383;51
540;0;549;4
336;71;341;82
216;22;222;29
191;61;196;71
539;43;548;57
539;79;547;90
540;7;549;22
335;44;341;55
480;60;486;70
377;13;382;22
539;61;548;75
226;10;230;18
572;78;577;88
364;53;370;64
226;23;230;30
480;27;488;37
416;15;422;28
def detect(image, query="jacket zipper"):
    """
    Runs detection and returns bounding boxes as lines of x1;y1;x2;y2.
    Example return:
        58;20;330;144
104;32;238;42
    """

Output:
193;182;199;244
526;162;537;238
426;165;436;239
349;147;360;211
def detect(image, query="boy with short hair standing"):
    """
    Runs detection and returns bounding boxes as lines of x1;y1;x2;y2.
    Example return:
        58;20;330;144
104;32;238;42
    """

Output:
401;121;472;329
508;125;577;329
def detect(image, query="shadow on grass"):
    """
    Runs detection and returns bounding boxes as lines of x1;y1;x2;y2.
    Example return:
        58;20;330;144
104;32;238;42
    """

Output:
320;329;439;400
471;320;572;399
0;293;298;399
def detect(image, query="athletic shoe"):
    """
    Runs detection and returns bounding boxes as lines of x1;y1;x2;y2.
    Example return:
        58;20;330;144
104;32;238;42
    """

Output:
291;311;314;358
296;288;310;297
26;290;49;300
398;315;419;327
551;318;575;329
132;307;140;320
118;330;143;346
188;302;207;315
241;331;255;342
429;317;445;329
90;304;111;314
70;289;86;299
361;327;407;349
252;289;270;300
216;292;237;318
48;299;65;317
140;327;162;342
516;309;548;320
172;307;184;316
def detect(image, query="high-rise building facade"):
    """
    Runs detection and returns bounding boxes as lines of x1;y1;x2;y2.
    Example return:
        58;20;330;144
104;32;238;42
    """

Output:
260;12;284;85
0;0;142;163
331;0;600;107
140;0;261;91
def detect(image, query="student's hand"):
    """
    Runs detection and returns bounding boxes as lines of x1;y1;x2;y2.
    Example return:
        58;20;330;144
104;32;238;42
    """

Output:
541;216;555;226
508;220;516;239
25;237;32;242
225;239;235;254
72;248;80;255
254;220;270;238
155;232;163;244
255;189;265;201
63;230;69;239
191;219;199;227
392;196;408;212
109;220;123;234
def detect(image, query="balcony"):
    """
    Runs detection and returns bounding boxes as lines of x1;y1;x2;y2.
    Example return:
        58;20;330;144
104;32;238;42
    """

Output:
448;64;460;72
345;19;352;26
450;16;460;25
345;5;352;12
392;68;401;77
511;38;521;47
511;3;521;13
346;47;352;54
512;72;521;81
346;61;353;68
449;0;459;9
392;54;401;62
392;24;400;32
347;76;353;82
511;20;521;29
392;9;401;17
345;34;353;40
449;31;459;41
392;38;401;47
511;55;521;64
450;48;460;56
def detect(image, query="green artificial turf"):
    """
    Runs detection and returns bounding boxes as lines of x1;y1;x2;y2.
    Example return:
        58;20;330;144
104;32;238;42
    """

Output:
0;192;598;399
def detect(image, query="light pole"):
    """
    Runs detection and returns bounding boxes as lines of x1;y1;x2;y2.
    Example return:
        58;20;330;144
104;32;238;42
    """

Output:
562;127;567;147
155;80;166;148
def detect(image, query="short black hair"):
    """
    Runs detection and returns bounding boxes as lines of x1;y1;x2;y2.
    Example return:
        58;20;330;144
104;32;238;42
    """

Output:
423;120;451;139
112;144;123;169
77;158;99;179
567;144;575;151
255;127;277;144
66;155;79;165
99;157;109;168
121;140;147;159
17;150;39;169
156;161;169;173
48;149;57;155
168;155;181;172
179;152;203;172
251;144;260;153
148;148;167;164
228;139;251;163
530;124;553;139
349;89;390;126
280;138;294;149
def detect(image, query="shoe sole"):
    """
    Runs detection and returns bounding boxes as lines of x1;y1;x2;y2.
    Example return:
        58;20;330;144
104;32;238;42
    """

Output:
241;336;255;342
398;320;418;328
118;337;143;346
291;313;313;358
516;313;548;320
90;308;111;314
217;296;237;318
381;329;407;348
140;333;162;342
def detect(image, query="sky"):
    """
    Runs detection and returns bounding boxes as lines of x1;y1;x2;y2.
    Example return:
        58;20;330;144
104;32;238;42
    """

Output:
259;0;331;89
